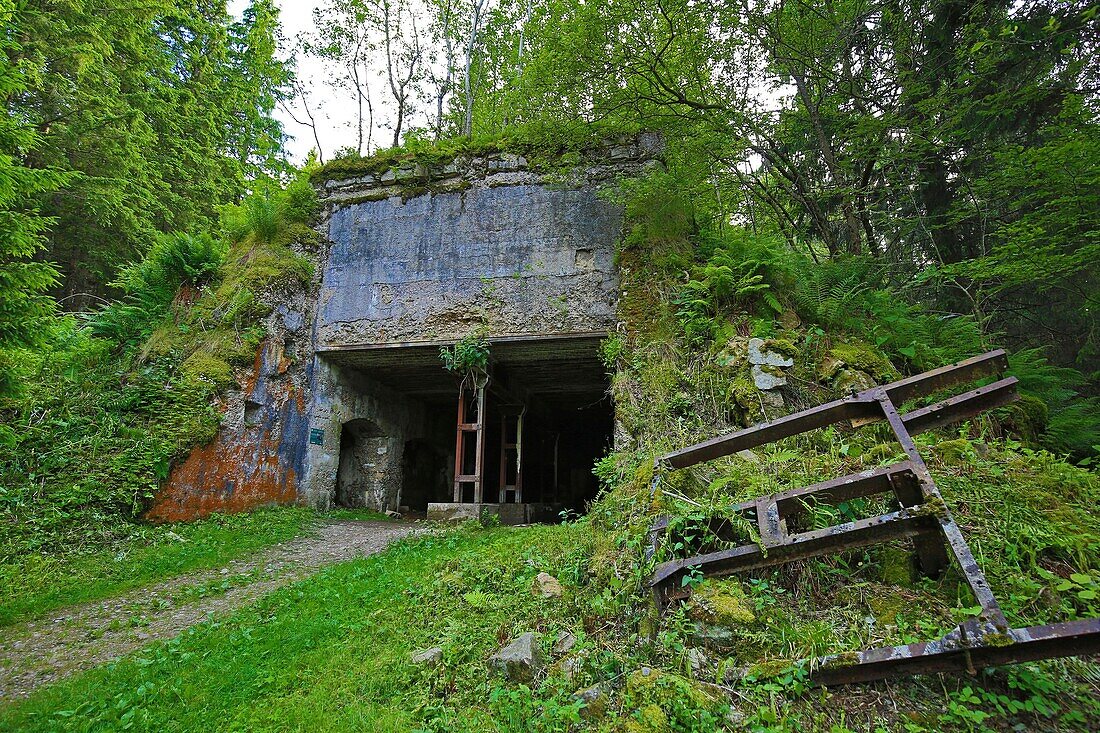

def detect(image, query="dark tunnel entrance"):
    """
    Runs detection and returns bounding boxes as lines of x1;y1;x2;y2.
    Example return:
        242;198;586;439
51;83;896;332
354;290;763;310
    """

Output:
322;335;614;523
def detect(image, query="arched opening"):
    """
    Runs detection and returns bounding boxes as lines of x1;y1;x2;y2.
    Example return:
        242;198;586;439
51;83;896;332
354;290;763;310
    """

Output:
336;418;388;509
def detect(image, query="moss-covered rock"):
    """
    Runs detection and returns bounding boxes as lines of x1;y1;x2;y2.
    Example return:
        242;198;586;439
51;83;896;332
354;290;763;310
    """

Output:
931;438;973;466
686;580;756;627
764;337;800;359
999;394;1049;442
825;341;899;382
832;368;877;394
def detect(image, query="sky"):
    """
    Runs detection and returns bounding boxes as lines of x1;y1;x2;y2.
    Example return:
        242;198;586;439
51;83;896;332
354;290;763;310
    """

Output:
230;0;376;164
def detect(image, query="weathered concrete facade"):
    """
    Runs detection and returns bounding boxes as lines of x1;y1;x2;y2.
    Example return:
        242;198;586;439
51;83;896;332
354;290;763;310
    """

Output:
153;136;660;519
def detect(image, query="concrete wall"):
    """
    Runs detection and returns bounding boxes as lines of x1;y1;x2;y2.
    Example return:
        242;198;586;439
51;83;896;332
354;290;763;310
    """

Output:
151;136;662;519
298;359;425;510
319;184;622;345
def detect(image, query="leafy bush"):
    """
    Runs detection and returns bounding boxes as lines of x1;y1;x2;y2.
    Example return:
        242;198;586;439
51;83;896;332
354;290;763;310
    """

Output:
439;327;490;375
91;233;227;345
675;229;786;344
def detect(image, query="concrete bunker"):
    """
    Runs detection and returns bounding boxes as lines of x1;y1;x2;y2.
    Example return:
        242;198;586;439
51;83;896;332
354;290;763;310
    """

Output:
322;334;612;522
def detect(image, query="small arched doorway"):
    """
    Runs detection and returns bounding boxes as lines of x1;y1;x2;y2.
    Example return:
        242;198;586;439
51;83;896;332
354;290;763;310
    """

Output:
336;418;389;509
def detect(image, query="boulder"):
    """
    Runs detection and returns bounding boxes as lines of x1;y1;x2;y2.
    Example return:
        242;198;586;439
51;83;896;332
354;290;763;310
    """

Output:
573;684;608;721
488;632;543;682
751;364;787;390
532;572;563;598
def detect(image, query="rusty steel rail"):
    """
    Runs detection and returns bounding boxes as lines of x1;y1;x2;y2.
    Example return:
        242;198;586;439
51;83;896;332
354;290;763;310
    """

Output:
646;349;1100;685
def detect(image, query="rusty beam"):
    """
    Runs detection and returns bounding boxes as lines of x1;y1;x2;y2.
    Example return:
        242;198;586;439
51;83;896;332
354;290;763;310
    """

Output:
902;377;1018;435
728;462;916;518
650;508;940;588
884;349;1008;407
811;618;1100;687
658;395;880;469
657;350;1013;472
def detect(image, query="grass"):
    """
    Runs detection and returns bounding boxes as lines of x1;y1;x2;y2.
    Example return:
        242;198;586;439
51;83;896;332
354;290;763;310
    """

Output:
0;506;316;627
2;472;1099;731
0;523;608;732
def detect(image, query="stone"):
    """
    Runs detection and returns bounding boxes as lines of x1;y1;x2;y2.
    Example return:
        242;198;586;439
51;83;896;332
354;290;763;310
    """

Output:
410;647;443;667
573;684;608;721
748;337;794;367
488;632;543;682
760;390;785;409
554;653;584;683
735;449;760;463
686;647;709;675
532;572;563;598
751;364;787;390
833;368;876;394
552;630;576;655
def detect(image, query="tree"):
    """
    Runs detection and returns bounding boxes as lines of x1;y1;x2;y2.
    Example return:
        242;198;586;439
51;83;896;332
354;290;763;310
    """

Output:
0;0;73;394
11;0;290;304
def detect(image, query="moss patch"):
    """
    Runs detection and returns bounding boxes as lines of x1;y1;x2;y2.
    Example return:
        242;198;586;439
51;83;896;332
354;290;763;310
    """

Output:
827;341;899;382
686;579;756;627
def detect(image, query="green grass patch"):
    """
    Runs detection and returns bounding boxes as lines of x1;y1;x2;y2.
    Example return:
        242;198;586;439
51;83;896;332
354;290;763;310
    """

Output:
0;507;316;627
0;523;613;732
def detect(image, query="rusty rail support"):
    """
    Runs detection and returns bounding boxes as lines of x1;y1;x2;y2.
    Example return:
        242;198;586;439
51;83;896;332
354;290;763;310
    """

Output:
646;350;1100;685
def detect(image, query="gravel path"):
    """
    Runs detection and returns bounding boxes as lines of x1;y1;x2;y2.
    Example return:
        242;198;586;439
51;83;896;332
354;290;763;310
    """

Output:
0;520;418;701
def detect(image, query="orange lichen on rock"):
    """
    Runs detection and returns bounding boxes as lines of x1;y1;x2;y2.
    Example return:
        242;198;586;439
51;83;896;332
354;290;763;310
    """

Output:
146;427;298;522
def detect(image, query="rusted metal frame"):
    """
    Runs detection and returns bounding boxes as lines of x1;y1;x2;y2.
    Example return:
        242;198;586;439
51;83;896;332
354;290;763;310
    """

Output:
655;349;1007;473
647;463;920;578
876;389;1008;630
452;384;487;503
641;352;1100;685
731;462;916;518
658;395;880;470
650;507;942;589
811;618;1100;687
883;349;1008;407
902;377;1019;436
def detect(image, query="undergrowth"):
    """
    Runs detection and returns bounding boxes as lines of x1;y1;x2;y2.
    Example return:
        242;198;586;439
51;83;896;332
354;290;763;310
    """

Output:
0;173;318;558
313;120;640;182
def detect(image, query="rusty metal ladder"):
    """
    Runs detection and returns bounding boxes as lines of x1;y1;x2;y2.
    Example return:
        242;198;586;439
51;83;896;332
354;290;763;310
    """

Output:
453;382;486;503
647;349;1100;685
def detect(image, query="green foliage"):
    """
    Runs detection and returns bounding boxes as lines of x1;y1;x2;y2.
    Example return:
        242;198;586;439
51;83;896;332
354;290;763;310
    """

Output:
439;327;490;375
676;229;787;345
0;1;74;396
91;233;228;346
0;173;318;559
0;320;223;556
12;0;291;300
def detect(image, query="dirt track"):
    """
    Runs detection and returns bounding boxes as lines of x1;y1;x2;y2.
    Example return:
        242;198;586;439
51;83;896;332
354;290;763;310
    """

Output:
0;520;417;701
